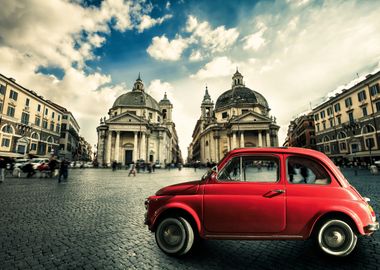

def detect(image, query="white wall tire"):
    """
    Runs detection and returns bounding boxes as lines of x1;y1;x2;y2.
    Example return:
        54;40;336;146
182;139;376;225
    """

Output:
155;217;194;256
317;219;357;257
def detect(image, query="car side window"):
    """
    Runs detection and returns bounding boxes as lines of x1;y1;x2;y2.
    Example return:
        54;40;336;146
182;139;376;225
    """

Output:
218;155;279;183
287;156;331;185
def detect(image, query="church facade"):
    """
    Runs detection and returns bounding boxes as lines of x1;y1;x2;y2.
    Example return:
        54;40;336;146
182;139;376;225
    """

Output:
188;70;280;164
96;75;181;166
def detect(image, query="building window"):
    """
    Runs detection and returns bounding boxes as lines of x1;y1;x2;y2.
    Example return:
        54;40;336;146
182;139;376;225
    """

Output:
1;138;10;147
157;116;160;122
362;106;368;117
0;84;5;95
6;106;15;117
340;142;347;150
9;90;18;101
21;112;30;125
363;125;375;134
365;138;375;149
334;103;341;113
35;116;41;126
370;84;380;96
348;112;354;124
56;124;60;133
149;112;153;119
31;143;37;151
52;112;55;119
325;145;330;152
376;101;380;112
222;112;228;119
316;124;320;132
327;108;333;116
329;119;334;128
320;111;325;118
42;119;48;129
345;97;352;108
2;125;13;134
0;101;3;113
37;104;41;112
25;98;30;107
351;143;360;153
337;116;341;125
50;121;55;131
322;122;326;130
58;115;61;121
45;108;48;116
31;133;39;140
62;115;68;119
60;132;66;138
358;90;367;102
314;114;319;121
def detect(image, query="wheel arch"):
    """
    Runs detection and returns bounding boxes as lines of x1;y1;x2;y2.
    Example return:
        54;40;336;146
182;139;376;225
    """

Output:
152;205;201;236
309;210;364;238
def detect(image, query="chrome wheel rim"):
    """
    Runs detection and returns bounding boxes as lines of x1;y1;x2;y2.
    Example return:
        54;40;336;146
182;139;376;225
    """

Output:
318;220;357;256
156;218;186;254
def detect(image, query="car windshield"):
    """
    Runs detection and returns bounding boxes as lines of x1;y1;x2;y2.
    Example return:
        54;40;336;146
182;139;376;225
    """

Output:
201;165;218;181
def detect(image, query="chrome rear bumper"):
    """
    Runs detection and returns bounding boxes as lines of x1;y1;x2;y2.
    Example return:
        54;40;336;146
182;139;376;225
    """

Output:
364;222;379;233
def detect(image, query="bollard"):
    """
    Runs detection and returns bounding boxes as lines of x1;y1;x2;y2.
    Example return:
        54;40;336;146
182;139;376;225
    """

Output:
370;165;378;175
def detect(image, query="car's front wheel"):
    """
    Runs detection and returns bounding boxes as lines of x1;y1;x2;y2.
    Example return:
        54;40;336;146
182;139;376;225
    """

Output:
317;219;357;257
155;217;194;256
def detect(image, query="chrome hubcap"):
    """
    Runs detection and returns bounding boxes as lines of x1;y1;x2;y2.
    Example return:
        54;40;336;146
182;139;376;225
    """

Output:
324;227;346;248
163;225;182;246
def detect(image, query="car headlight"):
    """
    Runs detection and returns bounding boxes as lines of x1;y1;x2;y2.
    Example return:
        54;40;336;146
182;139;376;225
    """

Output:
144;198;150;210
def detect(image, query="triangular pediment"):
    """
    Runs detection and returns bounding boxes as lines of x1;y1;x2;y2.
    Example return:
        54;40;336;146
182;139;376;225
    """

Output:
230;111;271;123
106;112;148;124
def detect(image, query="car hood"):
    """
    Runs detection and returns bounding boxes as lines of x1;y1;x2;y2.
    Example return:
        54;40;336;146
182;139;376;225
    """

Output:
156;180;201;196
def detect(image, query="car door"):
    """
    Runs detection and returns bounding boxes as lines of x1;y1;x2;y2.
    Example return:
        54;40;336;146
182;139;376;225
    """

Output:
203;154;286;234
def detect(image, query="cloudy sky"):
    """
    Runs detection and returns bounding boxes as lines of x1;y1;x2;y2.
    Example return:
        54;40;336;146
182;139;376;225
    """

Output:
1;0;380;159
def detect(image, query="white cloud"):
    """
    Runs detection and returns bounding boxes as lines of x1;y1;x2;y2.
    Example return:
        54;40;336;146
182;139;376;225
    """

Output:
189;50;203;62
137;14;173;33
190;56;236;79
147;35;190;61
146;79;175;102
186;15;239;53
147;15;239;61
242;26;267;51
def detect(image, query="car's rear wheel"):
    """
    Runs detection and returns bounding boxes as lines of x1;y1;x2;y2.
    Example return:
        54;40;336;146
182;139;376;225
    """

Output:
155;217;194;256
317;219;357;257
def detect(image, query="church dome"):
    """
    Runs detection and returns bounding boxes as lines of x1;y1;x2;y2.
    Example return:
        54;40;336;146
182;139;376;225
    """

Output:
215;87;269;110
215;70;269;110
112;91;160;111
112;74;160;111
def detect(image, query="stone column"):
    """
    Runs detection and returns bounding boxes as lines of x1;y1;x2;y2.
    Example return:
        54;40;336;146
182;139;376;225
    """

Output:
146;134;150;161
141;132;146;161
266;131;271;147
232;132;237;149
258;131;262;147
106;131;112;164
115;131;120;162
240;132;245;148
133;132;138;162
210;132;215;162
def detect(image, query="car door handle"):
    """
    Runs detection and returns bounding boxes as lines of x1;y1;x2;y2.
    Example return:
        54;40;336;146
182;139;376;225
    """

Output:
263;189;285;198
272;189;285;194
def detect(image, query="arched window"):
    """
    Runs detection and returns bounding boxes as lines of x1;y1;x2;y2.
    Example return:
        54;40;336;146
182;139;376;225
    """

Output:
323;136;330;142
205;141;209;147
47;136;53;143
337;132;347;139
1;125;14;134
162;109;167;119
31;133;39;140
362;124;375;134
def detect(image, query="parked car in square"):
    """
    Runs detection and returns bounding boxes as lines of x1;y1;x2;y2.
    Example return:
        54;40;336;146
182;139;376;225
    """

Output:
145;147;378;257
30;158;50;170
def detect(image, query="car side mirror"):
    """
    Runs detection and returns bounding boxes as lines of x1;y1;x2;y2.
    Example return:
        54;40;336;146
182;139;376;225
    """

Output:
211;165;218;174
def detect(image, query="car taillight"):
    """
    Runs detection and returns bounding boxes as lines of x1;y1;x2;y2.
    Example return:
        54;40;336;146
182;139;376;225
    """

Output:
145;198;150;210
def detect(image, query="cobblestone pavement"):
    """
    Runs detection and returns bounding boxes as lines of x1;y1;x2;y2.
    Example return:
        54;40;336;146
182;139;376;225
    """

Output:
0;167;379;270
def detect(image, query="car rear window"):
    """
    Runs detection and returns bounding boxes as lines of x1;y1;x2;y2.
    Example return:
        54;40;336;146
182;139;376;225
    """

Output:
287;156;331;185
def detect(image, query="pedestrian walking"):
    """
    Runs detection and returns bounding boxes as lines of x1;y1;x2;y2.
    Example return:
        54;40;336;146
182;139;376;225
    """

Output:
58;158;69;183
0;157;6;183
128;162;136;177
152;163;156;172
112;160;117;171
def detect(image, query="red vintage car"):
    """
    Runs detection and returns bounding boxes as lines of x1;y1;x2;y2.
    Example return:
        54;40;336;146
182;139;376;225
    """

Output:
145;147;378;257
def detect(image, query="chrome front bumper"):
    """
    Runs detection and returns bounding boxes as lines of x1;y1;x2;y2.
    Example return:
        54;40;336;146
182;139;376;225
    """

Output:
364;222;379;233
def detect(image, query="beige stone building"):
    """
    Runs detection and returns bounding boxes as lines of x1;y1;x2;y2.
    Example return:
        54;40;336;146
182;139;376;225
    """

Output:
188;70;279;164
313;70;380;164
96;75;181;166
0;73;63;158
